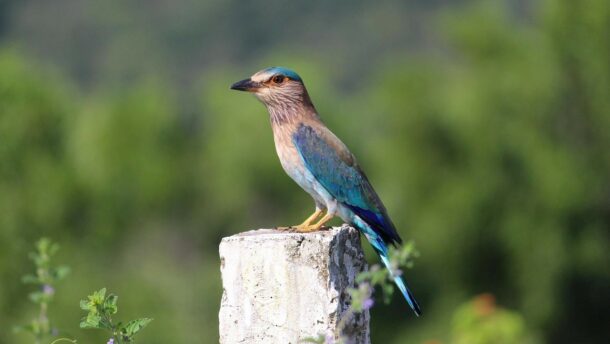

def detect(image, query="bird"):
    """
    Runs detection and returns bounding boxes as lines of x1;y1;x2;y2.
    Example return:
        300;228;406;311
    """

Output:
230;66;421;316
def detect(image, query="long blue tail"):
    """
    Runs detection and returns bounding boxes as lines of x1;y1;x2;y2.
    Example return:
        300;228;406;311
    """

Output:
352;216;422;316
378;252;422;316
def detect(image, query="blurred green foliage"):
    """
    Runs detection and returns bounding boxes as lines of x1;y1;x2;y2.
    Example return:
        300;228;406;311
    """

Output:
0;0;608;343
450;294;532;344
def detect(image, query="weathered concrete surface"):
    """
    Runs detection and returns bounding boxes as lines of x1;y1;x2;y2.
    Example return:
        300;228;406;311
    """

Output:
219;225;370;344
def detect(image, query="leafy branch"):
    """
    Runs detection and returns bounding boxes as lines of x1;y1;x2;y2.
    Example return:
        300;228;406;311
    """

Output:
80;288;152;344
14;238;71;344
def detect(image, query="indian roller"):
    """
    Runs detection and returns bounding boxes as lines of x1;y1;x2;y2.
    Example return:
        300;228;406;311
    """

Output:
231;67;421;316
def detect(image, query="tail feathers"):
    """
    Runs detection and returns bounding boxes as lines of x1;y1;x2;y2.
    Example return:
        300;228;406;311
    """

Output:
379;254;422;317
353;215;422;316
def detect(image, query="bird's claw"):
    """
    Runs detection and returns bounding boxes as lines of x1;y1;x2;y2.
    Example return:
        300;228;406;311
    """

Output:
274;225;330;233
274;226;304;233
275;212;334;232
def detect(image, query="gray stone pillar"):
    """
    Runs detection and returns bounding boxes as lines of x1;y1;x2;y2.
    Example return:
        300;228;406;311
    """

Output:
219;225;370;344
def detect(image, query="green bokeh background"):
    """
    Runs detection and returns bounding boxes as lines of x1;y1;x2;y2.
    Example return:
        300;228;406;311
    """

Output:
1;1;608;343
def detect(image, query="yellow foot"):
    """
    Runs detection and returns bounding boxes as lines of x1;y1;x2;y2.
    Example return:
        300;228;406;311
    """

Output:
292;213;334;233
290;224;327;233
274;209;326;232
297;208;325;227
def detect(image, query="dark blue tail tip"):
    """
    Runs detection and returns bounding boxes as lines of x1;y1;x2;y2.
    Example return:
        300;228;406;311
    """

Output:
406;289;422;317
413;304;422;317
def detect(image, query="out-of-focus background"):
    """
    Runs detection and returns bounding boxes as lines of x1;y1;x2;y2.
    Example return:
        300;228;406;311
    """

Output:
1;0;608;343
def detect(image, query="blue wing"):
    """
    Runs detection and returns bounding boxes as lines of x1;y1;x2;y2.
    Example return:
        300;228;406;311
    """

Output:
292;124;402;245
293;124;422;316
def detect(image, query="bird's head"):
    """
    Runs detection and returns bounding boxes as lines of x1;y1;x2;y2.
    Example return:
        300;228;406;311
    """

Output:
230;67;311;109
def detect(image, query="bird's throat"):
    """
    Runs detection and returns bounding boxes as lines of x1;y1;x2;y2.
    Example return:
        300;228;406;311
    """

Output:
267;103;318;126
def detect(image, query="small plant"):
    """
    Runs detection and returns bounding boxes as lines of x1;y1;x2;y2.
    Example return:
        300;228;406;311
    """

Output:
80;288;152;343
353;241;420;305
303;242;419;344
15;238;71;344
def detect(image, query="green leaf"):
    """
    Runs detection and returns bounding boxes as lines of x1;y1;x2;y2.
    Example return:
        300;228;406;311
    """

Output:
104;294;118;314
355;270;372;284
382;283;394;304
80;313;102;329
79;299;90;311
52;266;71;281
87;288;106;307
29;291;48;304
78;319;90;329
123;318;153;337
370;269;388;286
36;238;51;252
87;312;102;327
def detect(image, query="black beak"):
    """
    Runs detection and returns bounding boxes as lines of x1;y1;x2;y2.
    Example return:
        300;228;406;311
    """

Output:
230;78;259;92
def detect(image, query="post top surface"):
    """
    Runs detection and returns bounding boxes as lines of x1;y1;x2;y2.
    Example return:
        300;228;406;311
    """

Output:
220;225;357;244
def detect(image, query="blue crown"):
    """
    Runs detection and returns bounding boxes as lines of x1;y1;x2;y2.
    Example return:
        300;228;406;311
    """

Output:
263;67;303;82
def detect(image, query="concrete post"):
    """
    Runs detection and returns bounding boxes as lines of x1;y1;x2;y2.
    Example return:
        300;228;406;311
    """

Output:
219;225;370;344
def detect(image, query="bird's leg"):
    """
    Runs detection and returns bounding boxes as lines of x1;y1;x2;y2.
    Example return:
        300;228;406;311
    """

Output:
293;212;334;233
297;208;325;227
276;208;325;231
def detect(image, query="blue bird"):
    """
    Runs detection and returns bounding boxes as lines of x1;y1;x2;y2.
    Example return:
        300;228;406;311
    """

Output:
231;67;421;316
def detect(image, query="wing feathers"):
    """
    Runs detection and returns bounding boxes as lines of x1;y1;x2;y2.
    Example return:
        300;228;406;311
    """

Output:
292;124;402;245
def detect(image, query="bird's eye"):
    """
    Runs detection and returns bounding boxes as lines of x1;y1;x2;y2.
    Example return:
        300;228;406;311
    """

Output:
272;75;285;84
